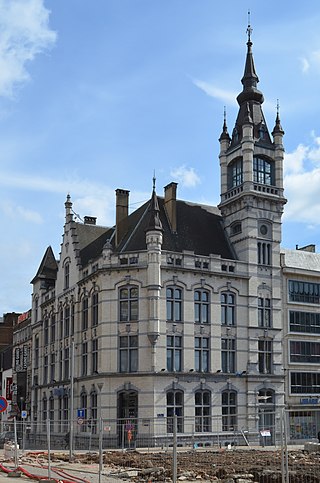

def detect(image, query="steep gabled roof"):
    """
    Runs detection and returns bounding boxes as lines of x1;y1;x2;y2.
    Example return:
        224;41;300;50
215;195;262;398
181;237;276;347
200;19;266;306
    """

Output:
31;246;58;284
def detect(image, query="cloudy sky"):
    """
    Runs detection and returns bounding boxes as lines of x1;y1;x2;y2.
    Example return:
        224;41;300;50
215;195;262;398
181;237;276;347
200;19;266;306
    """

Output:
1;0;320;313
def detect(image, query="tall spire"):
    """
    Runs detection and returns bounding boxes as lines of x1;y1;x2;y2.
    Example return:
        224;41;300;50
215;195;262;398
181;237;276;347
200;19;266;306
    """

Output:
146;174;163;232
230;19;272;148
237;14;264;106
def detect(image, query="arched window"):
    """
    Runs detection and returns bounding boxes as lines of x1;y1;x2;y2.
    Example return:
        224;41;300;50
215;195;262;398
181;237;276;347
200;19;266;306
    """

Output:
195;390;211;432
167;390;184;433
253;157;274;185
222;390;237;431
82;296;89;330
228;158;243;189
64;262;70;289
119;286;138;321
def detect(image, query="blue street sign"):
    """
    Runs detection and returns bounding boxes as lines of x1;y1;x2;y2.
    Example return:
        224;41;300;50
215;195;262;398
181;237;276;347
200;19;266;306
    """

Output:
77;409;85;418
0;396;8;413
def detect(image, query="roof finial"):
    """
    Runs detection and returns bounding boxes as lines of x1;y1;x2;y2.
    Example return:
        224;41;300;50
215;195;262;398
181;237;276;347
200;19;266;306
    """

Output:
153;170;156;192
246;10;252;42
223;105;227;123
276;98;280;116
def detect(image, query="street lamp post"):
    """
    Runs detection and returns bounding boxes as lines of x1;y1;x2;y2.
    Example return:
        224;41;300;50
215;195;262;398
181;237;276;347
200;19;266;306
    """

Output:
97;383;104;483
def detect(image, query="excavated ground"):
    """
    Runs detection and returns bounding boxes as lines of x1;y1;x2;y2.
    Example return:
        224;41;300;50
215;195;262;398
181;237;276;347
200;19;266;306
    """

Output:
44;448;320;482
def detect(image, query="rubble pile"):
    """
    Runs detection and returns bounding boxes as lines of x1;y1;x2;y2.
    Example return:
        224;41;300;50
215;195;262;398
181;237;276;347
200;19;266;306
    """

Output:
2;448;320;482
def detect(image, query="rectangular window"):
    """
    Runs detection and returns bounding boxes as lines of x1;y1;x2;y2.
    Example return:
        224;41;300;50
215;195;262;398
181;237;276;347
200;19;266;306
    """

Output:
258;339;272;374
195;337;209;372
64;348;69;379
59;309;63;339
44;317;49;345
50;353;55;382
50;315;56;343
92;292;99;326
64;306;70;337
221;292;235;325
82;342;88;376
194;290;209;324
291;372;320;394
166;287;182;322
43;356;48;385
167;335;182;371
82;298;89;330
34;336;39;369
290;340;320;364
289;311;320;334
92;339;98;373
288;280;320;304
258;298;271;327
221;338;236;373
119;335;138;372
120;287;138;321
71;304;75;336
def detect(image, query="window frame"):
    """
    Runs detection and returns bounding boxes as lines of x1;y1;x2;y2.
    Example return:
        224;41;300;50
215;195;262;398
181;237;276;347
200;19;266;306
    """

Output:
222;390;237;431
194;289;210;324
166;287;183;322
119;286;139;322
119;334;138;373
167;335;183;372
195;336;209;372
221;291;236;326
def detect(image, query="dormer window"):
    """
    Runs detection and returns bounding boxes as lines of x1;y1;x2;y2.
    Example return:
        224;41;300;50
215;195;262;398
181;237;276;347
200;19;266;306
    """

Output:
253;156;274;186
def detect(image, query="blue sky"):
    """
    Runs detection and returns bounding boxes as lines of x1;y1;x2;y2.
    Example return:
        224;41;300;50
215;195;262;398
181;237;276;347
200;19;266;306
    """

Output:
2;0;320;313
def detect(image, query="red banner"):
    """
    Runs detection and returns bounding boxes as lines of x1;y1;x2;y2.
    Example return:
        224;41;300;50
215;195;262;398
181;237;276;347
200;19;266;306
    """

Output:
6;377;12;401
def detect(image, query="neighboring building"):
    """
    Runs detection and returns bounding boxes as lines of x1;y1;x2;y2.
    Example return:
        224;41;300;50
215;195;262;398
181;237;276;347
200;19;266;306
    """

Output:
0;312;19;430
30;30;287;445
12;310;32;422
281;245;320;439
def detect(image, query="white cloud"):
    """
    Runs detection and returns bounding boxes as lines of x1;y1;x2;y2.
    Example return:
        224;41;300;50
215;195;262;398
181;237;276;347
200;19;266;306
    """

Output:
300;57;310;73
192;78;237;105
0;199;43;223
0;0;56;98
284;133;320;224
170;166;200;188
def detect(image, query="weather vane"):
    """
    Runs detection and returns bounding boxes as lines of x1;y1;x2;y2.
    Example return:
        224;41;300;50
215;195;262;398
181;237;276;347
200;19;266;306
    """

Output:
246;10;252;42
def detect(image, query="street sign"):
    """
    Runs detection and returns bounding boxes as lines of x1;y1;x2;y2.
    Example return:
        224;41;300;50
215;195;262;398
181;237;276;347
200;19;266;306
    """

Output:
77;417;84;425
77;409;85;418
21;410;27;418
0;396;8;413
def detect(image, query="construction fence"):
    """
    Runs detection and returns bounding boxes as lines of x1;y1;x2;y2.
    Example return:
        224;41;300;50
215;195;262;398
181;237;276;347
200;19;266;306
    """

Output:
1;409;320;482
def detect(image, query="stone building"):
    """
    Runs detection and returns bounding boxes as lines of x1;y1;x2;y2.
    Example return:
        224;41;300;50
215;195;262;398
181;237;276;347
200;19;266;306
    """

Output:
30;30;287;446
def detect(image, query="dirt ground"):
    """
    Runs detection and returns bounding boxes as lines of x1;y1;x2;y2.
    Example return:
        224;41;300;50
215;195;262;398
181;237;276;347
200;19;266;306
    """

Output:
47;448;320;482
3;448;320;483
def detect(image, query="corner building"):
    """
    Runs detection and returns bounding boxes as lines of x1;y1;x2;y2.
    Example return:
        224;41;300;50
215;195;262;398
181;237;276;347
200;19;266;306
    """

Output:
30;33;286;446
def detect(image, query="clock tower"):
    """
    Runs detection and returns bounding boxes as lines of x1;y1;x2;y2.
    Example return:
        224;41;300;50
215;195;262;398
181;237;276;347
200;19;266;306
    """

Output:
218;27;286;269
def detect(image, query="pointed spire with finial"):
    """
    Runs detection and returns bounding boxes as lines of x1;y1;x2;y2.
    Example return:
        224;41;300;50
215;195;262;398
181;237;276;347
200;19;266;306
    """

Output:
146;173;163;232
65;193;73;223
272;99;284;136
230;13;272;147
219;106;231;142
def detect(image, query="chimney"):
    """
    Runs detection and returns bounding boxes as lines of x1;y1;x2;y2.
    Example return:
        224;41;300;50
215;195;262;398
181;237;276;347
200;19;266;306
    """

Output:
84;216;97;225
116;189;130;245
164;182;177;233
296;244;316;253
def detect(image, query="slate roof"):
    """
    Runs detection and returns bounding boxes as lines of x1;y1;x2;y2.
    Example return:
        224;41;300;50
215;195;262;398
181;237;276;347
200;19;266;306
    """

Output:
79;195;236;267
281;248;320;273
31;246;58;284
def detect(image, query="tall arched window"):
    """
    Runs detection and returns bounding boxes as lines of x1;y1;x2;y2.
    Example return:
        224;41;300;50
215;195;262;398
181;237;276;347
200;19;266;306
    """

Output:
195;390;211;432
92;291;99;326
90;389;97;434
253;157;274;185
222;390;237;431
167;390;184;433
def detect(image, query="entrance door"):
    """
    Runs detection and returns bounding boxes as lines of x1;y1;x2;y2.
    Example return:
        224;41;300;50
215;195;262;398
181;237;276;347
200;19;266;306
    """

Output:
258;389;275;446
117;391;138;448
